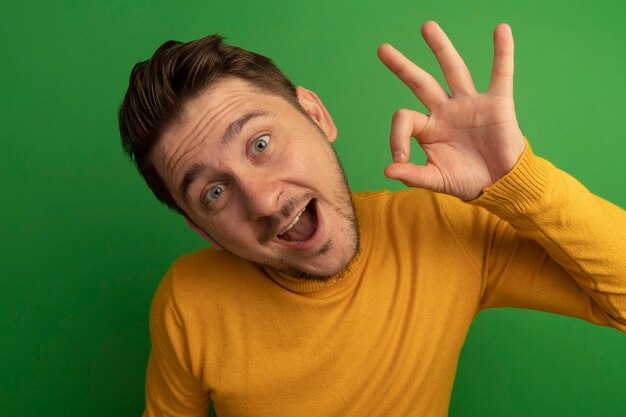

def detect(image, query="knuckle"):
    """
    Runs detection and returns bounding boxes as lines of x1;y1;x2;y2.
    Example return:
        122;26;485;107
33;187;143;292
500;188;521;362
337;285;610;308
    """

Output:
392;108;411;122
442;63;462;75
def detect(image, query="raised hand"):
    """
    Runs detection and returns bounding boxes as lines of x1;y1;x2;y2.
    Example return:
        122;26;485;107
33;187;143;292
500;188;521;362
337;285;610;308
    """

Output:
377;21;526;201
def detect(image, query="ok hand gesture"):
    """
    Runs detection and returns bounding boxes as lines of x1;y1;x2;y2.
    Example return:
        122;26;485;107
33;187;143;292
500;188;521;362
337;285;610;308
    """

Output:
378;21;526;201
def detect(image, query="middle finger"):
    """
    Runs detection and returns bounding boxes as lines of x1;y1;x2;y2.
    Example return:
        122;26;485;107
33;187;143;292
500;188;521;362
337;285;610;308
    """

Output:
421;21;477;96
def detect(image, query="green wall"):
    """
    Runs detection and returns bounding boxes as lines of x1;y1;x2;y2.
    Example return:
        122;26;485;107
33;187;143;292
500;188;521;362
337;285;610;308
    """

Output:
2;0;625;416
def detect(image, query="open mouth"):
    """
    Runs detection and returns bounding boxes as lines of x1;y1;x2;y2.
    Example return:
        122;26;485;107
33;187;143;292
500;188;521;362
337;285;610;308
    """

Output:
276;199;319;245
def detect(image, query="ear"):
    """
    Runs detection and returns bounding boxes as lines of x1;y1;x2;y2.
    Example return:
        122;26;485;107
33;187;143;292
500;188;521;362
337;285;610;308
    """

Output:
183;215;223;250
295;86;338;143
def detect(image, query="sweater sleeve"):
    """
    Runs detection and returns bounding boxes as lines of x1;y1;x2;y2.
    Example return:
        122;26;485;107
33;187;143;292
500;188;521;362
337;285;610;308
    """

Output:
143;269;210;417
466;141;626;331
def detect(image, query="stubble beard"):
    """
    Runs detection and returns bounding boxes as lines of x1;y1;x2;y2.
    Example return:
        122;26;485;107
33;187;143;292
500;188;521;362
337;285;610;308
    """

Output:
257;147;360;282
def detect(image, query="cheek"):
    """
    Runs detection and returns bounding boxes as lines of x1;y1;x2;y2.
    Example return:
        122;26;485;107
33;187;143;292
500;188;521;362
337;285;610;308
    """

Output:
203;211;234;240
283;140;334;176
304;147;341;188
206;208;255;246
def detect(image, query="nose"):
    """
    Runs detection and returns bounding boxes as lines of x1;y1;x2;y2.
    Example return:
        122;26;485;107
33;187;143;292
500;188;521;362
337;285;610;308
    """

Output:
238;176;283;221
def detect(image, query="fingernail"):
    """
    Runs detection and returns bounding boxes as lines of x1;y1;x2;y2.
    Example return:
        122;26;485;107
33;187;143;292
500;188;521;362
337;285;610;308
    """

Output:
393;150;406;162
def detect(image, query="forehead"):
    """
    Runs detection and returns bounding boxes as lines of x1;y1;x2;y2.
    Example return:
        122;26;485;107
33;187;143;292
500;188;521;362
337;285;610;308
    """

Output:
155;77;295;158
173;77;282;133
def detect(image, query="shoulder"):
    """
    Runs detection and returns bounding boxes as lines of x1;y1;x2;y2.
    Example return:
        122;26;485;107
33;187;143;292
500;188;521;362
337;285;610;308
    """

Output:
353;187;455;208
152;247;271;318
352;187;477;226
352;188;499;251
170;246;255;281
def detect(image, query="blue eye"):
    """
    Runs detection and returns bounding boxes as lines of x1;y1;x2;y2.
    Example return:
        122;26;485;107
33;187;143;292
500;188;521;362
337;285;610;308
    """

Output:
204;184;225;203
251;134;270;156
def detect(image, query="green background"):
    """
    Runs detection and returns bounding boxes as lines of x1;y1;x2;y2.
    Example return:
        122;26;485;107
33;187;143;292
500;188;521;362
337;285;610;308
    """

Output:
2;0;625;416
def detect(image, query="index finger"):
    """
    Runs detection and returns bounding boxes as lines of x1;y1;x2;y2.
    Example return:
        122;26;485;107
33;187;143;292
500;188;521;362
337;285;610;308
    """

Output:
377;43;449;111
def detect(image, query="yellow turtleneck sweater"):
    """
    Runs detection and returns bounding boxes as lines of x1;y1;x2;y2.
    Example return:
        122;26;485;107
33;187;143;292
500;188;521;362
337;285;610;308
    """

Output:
143;145;626;417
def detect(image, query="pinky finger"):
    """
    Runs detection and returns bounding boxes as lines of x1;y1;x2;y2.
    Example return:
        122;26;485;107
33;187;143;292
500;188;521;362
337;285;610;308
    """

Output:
489;23;515;97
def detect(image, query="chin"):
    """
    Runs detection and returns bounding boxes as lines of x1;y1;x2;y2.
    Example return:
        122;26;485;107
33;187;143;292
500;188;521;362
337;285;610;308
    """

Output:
277;235;361;282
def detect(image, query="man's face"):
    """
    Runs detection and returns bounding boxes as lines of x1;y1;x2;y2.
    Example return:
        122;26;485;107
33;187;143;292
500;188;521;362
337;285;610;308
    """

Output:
151;77;359;279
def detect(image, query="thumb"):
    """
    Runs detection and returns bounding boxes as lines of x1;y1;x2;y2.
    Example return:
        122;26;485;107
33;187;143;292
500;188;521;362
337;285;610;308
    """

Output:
384;162;444;192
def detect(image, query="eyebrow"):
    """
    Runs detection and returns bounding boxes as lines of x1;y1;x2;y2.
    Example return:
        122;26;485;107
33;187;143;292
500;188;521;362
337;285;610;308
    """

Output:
178;110;272;204
180;162;209;205
221;111;271;146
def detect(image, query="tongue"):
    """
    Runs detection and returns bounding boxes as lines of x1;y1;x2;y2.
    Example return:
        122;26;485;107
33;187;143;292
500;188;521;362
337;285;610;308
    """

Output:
282;202;317;242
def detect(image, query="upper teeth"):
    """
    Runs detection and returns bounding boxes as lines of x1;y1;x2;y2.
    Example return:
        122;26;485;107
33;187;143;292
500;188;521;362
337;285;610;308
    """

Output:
279;206;307;235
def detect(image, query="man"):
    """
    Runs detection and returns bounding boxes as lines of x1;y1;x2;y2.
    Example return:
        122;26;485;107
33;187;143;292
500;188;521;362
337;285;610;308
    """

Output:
118;21;626;416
